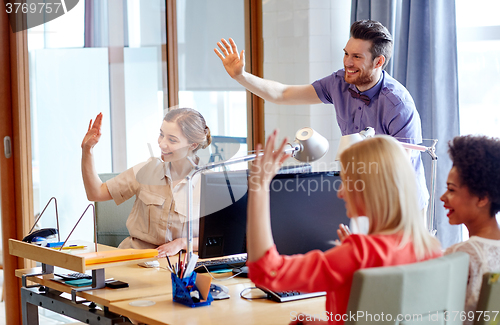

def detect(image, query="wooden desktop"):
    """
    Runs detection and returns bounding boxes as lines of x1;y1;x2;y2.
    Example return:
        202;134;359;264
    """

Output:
12;240;326;325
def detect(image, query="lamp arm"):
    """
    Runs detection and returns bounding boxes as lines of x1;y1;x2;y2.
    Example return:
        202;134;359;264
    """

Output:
400;142;427;152
427;157;438;235
189;143;300;174
185;143;301;264
399;140;439;235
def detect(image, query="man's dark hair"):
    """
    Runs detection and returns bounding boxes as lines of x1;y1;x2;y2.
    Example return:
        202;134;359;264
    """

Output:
350;20;393;69
448;135;500;217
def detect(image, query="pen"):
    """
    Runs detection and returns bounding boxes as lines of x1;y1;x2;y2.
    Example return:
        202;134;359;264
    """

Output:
178;251;183;277
179;261;184;278
166;255;173;270
51;245;86;250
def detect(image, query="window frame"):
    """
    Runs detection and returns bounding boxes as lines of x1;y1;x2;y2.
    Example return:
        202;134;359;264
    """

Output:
1;2;265;323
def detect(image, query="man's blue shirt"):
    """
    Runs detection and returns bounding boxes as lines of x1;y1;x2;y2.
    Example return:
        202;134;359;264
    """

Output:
312;69;429;208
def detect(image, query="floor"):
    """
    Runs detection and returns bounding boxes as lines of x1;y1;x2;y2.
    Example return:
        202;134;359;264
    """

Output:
0;270;84;325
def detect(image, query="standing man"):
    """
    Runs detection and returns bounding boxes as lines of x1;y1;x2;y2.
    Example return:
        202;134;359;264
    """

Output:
214;20;429;211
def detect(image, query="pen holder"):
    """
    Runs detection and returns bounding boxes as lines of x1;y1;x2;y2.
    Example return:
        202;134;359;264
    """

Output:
171;272;213;307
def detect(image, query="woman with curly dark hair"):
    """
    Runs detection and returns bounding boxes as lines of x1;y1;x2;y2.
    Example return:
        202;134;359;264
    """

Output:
441;135;500;324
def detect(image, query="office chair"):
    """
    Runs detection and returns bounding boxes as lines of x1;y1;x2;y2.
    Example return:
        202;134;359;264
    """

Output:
474;272;500;325
346;252;470;325
95;173;134;247
208;136;246;163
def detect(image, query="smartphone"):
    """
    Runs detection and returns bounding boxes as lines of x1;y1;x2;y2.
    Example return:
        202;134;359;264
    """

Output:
65;278;93;287
105;280;129;289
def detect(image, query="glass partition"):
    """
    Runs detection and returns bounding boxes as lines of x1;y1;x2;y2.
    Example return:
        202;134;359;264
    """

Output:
28;0;167;242
177;0;248;170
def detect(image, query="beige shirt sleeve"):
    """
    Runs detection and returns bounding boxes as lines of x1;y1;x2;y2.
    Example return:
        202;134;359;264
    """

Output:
106;168;139;205
105;160;148;205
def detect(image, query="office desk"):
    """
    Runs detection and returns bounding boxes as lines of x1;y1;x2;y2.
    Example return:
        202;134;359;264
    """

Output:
16;261;173;306
17;259;326;325
109;282;326;325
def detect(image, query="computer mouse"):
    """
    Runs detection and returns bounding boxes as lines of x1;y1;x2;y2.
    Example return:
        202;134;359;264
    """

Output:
210;284;230;300
232;266;249;278
138;260;160;268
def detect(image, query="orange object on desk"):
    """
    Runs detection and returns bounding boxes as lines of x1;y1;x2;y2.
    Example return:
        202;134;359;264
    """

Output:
79;249;158;265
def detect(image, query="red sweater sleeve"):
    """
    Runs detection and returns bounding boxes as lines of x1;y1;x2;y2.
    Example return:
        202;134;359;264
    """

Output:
247;235;368;293
247;234;440;294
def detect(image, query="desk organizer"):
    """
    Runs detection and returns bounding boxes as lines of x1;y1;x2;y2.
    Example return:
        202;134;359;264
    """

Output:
171;272;213;307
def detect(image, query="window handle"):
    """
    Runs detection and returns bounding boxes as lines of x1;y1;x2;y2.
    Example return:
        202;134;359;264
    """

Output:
4;136;12;158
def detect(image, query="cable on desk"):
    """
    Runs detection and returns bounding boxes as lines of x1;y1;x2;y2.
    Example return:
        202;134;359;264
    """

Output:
160;264;244;281
240;287;267;301
195;265;246;281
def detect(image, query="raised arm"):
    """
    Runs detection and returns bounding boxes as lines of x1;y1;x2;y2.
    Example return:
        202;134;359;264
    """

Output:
215;38;322;106
81;113;112;202
247;130;291;262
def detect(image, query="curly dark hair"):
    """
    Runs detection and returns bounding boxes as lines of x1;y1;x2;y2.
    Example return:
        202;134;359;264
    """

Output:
350;20;393;70
448;135;500;217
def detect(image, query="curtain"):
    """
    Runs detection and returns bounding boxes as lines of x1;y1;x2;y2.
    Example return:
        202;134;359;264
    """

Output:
84;0;109;48
351;0;462;248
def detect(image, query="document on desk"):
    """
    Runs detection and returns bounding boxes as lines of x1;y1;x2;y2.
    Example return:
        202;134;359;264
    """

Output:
79;249;158;265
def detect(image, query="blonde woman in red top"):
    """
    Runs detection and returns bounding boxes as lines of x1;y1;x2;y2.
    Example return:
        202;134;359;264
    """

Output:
247;131;442;325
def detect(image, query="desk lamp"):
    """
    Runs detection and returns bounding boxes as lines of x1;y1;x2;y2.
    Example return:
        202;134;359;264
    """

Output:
184;127;330;263
335;127;438;235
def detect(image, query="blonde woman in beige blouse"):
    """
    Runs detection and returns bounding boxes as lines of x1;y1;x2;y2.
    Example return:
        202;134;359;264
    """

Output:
441;135;500;325
81;108;212;257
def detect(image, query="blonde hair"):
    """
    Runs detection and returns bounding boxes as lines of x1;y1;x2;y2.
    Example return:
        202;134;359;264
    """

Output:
339;135;440;259
164;108;212;153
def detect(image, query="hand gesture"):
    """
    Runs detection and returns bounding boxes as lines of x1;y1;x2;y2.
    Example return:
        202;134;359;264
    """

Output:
336;223;351;244
249;130;291;192
81;113;103;151
214;38;245;79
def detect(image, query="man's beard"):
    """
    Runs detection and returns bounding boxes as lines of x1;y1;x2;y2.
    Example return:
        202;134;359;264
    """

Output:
344;70;376;88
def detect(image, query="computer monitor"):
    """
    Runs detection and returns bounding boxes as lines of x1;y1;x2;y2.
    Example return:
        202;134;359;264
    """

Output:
198;169;349;259
199;169;249;259
269;171;348;255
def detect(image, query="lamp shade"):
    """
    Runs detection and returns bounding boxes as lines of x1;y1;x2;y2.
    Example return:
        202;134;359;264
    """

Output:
335;127;376;160
335;133;364;160
291;127;329;162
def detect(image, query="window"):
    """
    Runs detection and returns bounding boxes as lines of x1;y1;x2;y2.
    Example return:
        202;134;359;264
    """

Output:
176;0;248;170
455;0;500;237
456;0;500;138
28;0;167;241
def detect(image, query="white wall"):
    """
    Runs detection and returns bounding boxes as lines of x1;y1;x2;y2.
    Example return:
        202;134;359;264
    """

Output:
263;0;351;171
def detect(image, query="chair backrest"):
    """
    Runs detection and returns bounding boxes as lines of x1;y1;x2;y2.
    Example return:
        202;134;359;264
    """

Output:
474;272;500;325
208;136;246;163
346;252;470;325
95;173;134;247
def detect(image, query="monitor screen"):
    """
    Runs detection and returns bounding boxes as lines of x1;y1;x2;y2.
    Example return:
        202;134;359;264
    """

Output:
198;169;349;259
269;171;348;255
199;169;249;259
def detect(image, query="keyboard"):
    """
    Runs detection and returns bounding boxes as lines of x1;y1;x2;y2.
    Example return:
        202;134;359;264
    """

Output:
194;254;247;273
54;272;92;281
258;287;326;302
